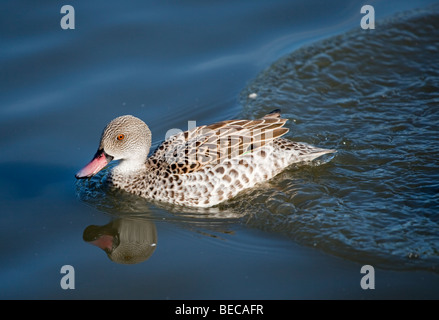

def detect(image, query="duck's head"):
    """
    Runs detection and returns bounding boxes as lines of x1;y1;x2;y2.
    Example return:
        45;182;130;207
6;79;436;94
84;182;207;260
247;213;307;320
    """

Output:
76;115;152;179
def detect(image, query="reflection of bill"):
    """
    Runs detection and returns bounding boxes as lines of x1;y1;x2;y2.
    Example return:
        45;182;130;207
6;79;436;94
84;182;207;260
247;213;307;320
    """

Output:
83;217;157;265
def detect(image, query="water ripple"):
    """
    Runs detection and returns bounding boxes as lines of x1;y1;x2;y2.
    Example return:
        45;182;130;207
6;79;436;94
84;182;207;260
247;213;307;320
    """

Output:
238;6;439;271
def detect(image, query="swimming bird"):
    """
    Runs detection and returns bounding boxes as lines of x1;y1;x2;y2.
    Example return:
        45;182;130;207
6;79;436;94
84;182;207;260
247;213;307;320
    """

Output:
76;110;335;207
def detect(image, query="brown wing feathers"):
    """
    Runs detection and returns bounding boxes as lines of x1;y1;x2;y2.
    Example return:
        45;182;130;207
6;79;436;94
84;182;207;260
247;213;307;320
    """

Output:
151;110;289;174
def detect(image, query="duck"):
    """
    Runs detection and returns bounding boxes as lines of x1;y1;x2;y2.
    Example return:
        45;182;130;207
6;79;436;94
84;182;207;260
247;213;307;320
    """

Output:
76;110;335;207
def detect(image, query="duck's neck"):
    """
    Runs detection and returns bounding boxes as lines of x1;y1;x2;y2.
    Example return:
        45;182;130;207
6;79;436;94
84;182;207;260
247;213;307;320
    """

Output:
112;158;147;176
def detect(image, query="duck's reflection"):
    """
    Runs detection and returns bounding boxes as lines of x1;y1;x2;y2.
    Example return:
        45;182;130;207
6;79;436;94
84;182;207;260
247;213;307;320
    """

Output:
78;176;248;265
83;217;157;264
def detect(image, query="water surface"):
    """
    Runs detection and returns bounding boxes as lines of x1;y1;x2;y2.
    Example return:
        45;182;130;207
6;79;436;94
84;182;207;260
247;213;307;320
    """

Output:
240;6;439;271
1;0;439;299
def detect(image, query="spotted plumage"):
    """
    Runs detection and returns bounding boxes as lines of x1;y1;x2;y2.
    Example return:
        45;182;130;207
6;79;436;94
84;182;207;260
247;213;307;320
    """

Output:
76;110;335;208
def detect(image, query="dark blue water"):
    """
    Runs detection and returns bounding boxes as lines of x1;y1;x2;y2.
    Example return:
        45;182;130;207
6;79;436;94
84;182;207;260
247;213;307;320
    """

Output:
240;5;439;271
1;0;439;299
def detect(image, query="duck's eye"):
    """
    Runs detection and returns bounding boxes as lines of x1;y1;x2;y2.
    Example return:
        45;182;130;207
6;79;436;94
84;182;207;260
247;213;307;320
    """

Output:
117;134;125;141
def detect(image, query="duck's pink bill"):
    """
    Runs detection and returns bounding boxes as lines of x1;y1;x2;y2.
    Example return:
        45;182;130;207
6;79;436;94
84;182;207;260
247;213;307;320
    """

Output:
90;234;114;251
75;151;109;179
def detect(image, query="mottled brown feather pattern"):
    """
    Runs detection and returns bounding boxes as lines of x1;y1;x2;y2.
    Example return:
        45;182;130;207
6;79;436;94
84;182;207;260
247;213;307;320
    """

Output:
149;112;290;175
